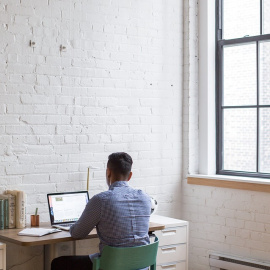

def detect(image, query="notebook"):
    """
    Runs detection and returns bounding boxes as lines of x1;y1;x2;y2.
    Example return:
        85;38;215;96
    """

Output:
47;191;89;231
18;228;61;237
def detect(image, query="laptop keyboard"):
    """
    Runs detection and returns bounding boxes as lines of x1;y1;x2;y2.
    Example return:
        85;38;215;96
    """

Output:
61;223;73;227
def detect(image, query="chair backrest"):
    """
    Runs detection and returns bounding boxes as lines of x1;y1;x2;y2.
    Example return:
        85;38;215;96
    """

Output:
93;236;159;270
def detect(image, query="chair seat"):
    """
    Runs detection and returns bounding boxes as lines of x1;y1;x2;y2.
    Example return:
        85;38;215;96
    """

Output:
93;236;159;270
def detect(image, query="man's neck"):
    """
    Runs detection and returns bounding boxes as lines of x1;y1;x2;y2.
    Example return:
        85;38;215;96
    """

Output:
110;179;128;185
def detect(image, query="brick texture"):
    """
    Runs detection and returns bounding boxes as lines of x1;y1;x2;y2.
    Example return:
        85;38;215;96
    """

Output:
182;1;270;269
0;0;183;227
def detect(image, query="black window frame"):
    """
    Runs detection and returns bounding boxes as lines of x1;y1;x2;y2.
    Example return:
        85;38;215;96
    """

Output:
216;0;270;178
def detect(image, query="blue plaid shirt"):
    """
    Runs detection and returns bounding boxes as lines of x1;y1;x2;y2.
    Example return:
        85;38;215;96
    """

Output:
70;181;151;253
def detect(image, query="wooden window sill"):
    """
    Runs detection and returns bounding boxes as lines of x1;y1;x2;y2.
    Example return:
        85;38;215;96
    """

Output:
187;174;270;193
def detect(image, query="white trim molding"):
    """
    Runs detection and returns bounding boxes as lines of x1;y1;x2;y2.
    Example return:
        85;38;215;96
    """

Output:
198;0;216;175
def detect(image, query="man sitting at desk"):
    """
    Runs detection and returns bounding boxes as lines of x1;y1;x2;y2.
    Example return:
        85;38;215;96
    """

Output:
51;152;152;270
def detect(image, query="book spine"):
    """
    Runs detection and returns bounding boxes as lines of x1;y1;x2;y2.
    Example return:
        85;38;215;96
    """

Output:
16;191;26;229
3;199;9;229
0;199;4;230
8;194;16;229
4;191;17;228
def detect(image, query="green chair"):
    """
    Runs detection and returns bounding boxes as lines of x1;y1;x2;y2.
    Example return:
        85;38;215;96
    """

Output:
93;236;159;270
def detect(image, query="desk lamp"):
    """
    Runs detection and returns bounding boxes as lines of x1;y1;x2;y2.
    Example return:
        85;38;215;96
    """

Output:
87;166;100;191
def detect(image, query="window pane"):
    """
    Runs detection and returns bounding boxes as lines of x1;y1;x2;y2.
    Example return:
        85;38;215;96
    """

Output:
223;0;260;39
223;109;257;172
263;0;270;34
259;108;270;173
224;44;257;106
259;41;270;105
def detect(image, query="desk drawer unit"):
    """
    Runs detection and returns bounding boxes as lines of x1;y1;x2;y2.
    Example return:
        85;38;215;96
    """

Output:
157;243;187;264
157;261;186;270
0;243;6;270
155;226;187;246
150;215;188;270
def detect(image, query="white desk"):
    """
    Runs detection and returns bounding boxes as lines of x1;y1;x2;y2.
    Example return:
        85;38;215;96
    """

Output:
0;221;165;270
0;216;189;270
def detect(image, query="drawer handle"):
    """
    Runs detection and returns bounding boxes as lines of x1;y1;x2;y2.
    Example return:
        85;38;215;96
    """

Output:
161;229;177;236
160;263;177;269
161;246;177;254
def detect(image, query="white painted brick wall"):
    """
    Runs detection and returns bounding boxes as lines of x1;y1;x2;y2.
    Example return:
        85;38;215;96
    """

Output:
0;0;183;228
183;1;270;269
182;182;270;269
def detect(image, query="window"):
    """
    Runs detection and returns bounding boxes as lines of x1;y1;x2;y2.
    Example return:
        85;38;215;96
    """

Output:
216;0;270;178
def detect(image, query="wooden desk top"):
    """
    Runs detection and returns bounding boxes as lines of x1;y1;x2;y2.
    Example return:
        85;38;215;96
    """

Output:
0;222;165;247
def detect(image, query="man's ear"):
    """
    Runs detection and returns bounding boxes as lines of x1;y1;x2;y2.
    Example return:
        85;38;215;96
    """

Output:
107;168;112;178
127;171;132;181
106;168;112;186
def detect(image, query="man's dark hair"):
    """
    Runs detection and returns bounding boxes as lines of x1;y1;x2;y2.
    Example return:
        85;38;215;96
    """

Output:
107;152;133;178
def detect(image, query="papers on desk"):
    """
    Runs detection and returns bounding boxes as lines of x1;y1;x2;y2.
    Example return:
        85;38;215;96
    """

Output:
18;228;61;237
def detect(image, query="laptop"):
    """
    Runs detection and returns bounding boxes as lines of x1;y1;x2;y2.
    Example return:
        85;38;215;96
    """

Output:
47;191;89;231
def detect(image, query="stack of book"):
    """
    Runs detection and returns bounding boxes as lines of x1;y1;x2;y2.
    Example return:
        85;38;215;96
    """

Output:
0;190;26;229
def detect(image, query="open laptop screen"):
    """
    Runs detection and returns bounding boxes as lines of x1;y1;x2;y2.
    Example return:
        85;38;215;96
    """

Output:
47;191;89;225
